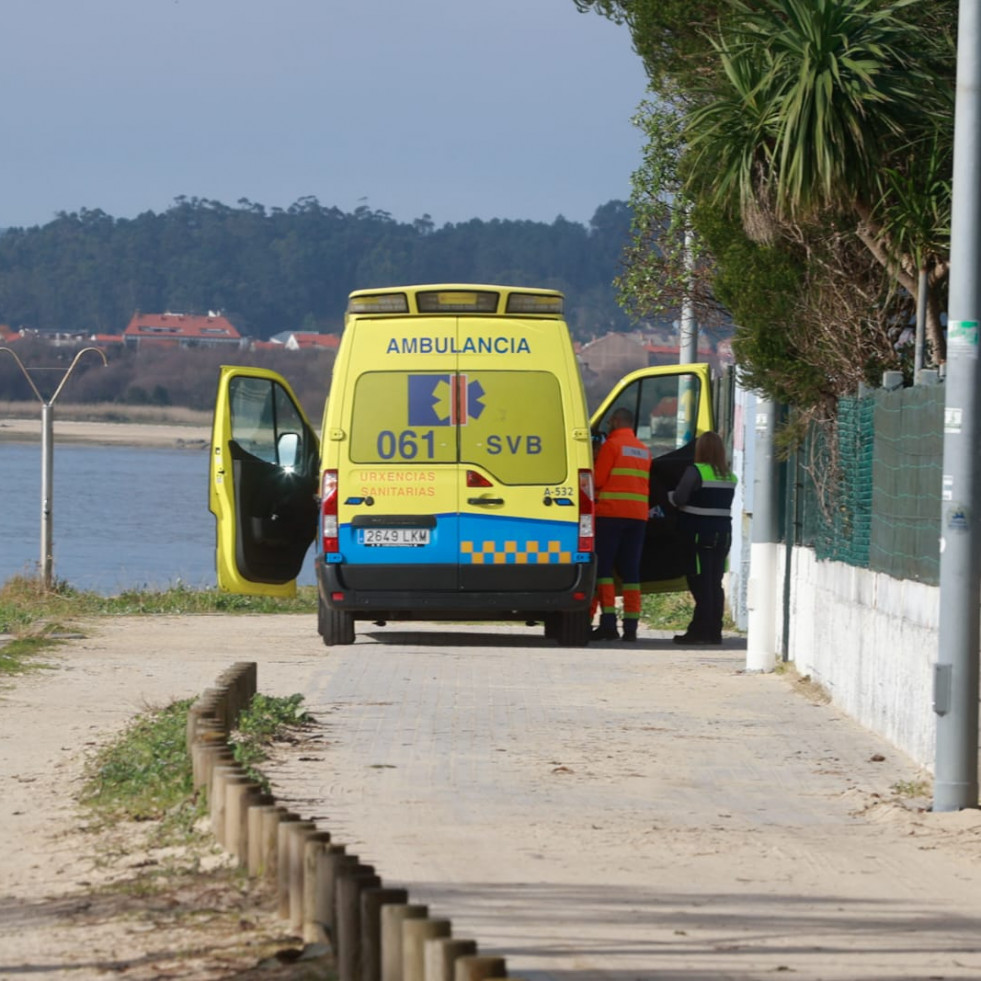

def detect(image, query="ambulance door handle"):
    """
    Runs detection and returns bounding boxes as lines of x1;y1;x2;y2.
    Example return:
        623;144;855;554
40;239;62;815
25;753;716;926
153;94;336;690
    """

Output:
468;496;505;506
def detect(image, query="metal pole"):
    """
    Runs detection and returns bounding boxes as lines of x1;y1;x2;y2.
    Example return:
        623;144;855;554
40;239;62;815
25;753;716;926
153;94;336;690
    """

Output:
40;403;54;589
934;0;981;812
746;398;779;672
0;345;107;591
915;267;928;382
679;219;698;365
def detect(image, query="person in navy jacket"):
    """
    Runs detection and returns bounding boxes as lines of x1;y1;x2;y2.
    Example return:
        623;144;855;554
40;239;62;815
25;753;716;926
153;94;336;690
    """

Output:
669;431;737;645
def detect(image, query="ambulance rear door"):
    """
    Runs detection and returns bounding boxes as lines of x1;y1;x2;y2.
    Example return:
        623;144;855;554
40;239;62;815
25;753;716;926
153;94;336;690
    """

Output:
333;322;463;591
455;316;590;594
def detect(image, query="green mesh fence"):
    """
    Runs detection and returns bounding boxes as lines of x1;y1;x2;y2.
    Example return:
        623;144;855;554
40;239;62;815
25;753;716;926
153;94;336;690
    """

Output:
869;386;943;583
796;386;942;585
800;396;874;566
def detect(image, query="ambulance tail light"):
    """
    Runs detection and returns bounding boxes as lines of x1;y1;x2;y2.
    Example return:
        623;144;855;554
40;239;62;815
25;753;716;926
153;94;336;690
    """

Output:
578;468;595;552
466;469;493;488
321;469;339;554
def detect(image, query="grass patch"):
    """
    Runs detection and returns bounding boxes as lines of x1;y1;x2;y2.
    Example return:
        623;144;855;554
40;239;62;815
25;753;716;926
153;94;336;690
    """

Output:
641;591;739;633
0;574;318;673
82;697;203;837
233;693;312;771
892;778;932;799
81;692;313;839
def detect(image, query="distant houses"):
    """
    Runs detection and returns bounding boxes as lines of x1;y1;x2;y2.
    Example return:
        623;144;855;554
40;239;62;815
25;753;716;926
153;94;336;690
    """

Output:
122;311;243;350
1;309;733;379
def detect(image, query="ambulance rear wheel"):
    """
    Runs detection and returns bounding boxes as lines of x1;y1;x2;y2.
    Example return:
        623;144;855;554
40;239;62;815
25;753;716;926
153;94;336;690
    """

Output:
319;594;355;646
554;610;590;647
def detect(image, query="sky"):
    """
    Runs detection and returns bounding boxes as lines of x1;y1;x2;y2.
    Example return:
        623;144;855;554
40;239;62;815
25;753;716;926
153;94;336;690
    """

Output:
1;0;649;231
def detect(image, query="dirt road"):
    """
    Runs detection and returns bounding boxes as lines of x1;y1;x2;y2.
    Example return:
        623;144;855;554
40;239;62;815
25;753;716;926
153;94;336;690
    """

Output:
2;614;981;980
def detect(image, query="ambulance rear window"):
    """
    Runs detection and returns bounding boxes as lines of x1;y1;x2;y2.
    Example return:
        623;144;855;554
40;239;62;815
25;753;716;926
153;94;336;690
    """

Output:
348;370;567;484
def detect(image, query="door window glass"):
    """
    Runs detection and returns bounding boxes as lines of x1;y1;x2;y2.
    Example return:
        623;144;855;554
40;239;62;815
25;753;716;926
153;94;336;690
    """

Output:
350;373;458;464
598;373;702;458
460;371;566;485
349;370;567;484
229;376;310;468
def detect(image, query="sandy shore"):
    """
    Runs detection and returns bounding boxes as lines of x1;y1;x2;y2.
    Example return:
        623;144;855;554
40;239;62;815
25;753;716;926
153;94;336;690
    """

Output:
0;416;211;449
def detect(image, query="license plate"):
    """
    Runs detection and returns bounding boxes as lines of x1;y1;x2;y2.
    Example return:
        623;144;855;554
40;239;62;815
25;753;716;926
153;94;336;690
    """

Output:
358;528;430;547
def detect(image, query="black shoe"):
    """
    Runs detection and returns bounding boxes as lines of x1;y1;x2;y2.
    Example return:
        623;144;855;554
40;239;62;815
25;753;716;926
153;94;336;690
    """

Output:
620;633;638;642
590;626;620;641
673;633;711;645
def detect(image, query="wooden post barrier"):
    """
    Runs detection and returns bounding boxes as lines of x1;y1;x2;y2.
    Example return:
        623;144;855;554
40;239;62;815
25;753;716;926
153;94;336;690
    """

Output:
336;866;381;981
277;820;315;920
403;919;451;981
190;729;229;789
301;832;334;943
381;904;428;981
361;887;409;981
288;826;328;931
259;809;299;881
452;957;507;981
318;848;357;941
424;939;478;981
224;780;263;864
248;803;285;876
209;765;247;845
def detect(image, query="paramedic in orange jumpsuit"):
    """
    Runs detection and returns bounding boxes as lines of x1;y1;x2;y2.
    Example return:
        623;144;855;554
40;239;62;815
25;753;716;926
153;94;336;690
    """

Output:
591;407;652;642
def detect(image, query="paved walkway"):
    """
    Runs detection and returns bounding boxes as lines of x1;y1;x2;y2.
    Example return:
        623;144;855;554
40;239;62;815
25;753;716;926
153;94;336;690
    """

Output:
264;623;981;980
4;614;980;980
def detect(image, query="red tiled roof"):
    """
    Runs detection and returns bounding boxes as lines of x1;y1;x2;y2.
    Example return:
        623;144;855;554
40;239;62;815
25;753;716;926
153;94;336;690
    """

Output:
292;333;340;349
123;312;241;340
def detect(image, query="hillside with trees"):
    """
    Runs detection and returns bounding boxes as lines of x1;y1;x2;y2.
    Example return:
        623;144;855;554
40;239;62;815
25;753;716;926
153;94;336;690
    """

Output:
0;197;636;343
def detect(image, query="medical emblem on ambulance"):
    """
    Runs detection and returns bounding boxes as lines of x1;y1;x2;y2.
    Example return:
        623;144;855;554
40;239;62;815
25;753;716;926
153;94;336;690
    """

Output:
408;374;486;426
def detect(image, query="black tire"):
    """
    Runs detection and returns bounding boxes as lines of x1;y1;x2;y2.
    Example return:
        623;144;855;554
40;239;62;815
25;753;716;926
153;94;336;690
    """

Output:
555;610;590;647
543;615;559;641
318;593;355;646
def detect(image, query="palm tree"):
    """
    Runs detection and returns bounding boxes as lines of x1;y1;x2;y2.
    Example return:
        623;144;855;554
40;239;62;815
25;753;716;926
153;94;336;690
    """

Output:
683;0;954;361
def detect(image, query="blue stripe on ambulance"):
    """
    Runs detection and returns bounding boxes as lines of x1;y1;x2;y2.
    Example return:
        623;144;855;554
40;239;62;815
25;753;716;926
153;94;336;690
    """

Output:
330;513;587;565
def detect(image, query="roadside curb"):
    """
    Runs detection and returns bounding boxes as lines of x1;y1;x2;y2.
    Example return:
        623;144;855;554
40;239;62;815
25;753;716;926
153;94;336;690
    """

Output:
189;661;519;981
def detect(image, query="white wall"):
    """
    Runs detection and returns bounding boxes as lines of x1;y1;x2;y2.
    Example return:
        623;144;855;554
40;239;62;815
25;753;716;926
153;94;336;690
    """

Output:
778;547;939;770
730;380;939;771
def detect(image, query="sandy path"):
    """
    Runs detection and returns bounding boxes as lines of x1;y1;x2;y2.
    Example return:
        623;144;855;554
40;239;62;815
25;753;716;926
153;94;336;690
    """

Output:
2;615;981;980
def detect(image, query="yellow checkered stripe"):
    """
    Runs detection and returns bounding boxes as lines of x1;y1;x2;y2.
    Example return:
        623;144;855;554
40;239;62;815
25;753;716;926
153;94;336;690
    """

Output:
461;540;572;564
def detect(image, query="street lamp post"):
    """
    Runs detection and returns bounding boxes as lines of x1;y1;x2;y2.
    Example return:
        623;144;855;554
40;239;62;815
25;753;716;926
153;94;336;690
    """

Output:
1;347;108;589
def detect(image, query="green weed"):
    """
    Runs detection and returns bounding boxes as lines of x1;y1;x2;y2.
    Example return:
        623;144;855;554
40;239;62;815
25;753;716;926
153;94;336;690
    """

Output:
892;778;932;799
0;574;318;673
641;589;740;633
81;692;312;838
232;692;312;771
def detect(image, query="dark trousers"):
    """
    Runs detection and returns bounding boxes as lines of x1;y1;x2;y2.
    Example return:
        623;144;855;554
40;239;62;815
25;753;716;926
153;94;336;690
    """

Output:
595;516;645;584
685;530;732;641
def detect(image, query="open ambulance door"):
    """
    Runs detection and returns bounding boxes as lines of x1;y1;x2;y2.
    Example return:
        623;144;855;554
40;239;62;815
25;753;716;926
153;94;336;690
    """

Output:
210;366;320;596
590;363;714;594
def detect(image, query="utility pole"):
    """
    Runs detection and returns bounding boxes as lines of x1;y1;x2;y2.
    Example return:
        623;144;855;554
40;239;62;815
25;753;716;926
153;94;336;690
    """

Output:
0;347;107;589
746;398;779;673
679;218;698;365
934;0;981;812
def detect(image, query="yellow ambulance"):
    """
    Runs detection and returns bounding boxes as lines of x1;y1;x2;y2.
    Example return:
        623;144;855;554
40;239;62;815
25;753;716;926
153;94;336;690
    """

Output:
209;284;713;646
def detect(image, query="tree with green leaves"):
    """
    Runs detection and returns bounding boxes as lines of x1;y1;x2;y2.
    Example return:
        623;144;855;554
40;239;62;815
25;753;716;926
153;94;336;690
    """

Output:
577;0;956;411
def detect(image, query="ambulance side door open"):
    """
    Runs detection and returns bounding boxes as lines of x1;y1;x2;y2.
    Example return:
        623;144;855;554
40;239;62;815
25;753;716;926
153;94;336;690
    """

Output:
591;363;714;592
210;366;320;596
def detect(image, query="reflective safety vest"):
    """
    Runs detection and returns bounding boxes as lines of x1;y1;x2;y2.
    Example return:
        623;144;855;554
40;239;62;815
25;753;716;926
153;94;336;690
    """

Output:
677;462;737;519
595;428;652;520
